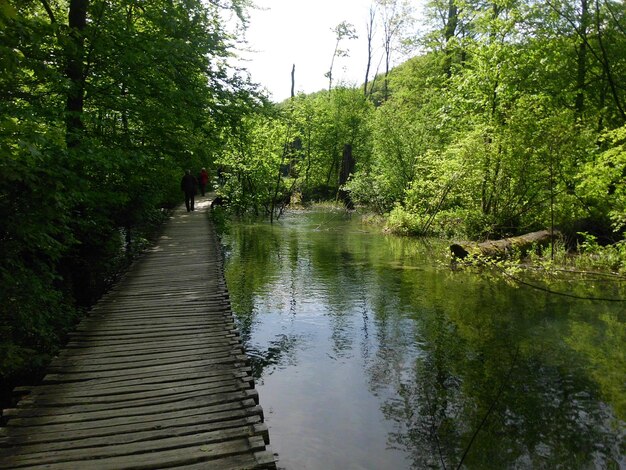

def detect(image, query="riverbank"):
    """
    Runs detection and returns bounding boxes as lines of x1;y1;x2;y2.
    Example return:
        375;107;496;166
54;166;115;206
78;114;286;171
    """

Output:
300;203;626;277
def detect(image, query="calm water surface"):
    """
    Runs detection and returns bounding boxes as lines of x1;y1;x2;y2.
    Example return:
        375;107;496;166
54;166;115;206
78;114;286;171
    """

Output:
219;209;625;470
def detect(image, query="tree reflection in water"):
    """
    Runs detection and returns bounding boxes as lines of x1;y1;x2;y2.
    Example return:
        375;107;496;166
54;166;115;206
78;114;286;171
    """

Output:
242;334;298;379
220;210;625;469
368;298;623;469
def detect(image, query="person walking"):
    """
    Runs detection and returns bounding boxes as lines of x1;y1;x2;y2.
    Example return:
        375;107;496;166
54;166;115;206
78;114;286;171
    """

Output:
199;167;209;196
180;170;198;212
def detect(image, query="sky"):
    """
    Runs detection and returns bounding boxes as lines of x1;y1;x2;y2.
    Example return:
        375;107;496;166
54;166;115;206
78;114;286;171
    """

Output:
237;0;425;102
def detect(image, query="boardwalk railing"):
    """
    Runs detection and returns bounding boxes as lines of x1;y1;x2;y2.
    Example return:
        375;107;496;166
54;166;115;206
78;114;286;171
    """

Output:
0;199;277;469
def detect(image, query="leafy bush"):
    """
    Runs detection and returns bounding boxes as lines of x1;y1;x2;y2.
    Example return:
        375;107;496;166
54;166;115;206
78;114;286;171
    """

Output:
575;233;626;274
344;173;396;214
386;206;426;235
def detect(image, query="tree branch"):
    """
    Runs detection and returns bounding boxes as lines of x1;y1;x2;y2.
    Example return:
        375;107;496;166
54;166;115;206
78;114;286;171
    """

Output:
39;0;56;24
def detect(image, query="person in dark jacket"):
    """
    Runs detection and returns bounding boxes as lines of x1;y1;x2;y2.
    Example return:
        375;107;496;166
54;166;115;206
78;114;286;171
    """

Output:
180;170;198;212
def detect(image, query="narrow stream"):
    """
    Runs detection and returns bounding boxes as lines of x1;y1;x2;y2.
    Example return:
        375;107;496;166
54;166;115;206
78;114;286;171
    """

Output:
219;209;625;470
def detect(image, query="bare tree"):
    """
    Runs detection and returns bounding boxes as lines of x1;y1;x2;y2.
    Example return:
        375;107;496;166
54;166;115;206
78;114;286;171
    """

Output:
376;0;413;101
364;4;377;96
326;21;358;92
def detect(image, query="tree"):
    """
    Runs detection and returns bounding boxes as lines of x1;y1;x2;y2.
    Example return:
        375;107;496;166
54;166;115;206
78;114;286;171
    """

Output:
543;0;626;125
364;4;377;97
376;0;414;101
326;21;358;93
218;108;290;215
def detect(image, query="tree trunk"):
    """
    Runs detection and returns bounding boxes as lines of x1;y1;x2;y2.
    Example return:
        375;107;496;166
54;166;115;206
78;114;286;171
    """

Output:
450;230;560;259
443;0;458;77
65;0;89;148
364;6;375;96
575;0;589;118
338;144;355;209
593;0;626;121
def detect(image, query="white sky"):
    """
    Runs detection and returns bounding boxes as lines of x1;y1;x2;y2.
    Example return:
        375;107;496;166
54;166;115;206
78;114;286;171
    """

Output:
237;0;425;102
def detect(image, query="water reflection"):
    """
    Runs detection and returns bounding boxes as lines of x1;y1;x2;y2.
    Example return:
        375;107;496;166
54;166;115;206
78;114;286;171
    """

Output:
220;210;625;469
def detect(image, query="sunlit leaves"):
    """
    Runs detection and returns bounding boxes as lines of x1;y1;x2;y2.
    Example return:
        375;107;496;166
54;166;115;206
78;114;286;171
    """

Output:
579;125;626;232
0;0;256;382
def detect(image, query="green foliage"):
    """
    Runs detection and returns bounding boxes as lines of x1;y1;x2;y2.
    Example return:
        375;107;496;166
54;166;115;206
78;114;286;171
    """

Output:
291;88;372;196
0;142;77;380
579;125;626;234
217;110;289;214
216;88;373;215
218;0;626;262
386;205;424;235
575;233;626;274
343;172;395;214
0;0;257;389
339;0;626;249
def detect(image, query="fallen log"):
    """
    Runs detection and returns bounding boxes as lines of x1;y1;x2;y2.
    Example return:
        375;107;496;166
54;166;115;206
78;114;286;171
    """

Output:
450;230;560;259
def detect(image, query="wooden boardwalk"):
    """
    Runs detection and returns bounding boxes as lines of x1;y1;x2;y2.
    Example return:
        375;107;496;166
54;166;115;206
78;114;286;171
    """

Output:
0;199;276;469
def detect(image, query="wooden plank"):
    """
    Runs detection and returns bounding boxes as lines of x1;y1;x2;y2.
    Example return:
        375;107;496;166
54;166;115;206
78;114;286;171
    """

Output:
1;400;262;441
63;327;237;345
6;383;255;422
41;355;249;383
39;362;243;389
46;348;243;372
97;290;228;301
67;321;236;338
55;338;240;360
17;376;253;407
2;424;267;466
84;309;233;321
1;415;265;454
50;344;240;367
77;313;234;326
13;370;252;400
64;334;239;353
76;314;234;329
0;435;268;469
88;301;230;313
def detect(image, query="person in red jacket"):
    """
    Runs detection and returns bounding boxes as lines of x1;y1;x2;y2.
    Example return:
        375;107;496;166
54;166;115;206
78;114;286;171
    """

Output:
180;170;197;212
199;167;209;196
